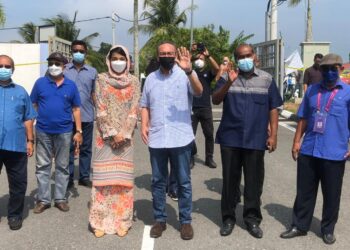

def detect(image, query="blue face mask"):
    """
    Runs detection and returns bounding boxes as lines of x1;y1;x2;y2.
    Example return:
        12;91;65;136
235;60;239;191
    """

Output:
322;70;339;86
0;68;13;81
238;58;254;72
73;52;85;63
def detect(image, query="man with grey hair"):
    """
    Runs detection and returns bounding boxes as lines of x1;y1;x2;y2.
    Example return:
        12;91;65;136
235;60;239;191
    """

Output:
281;54;349;245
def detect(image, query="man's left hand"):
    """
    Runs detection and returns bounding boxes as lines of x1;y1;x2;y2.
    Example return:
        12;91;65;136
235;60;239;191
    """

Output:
73;132;83;153
266;135;277;153
176;47;192;73
27;142;34;157
344;150;350;159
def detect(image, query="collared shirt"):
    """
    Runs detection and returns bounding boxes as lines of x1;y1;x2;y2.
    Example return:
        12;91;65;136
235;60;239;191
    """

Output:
0;82;36;153
304;64;323;86
215;67;283;150
64;62;97;122
30;76;81;134
193;69;214;108
140;64;196;148
297;80;350;161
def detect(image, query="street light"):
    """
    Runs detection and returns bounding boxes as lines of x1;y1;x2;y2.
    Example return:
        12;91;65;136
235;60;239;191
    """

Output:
190;0;194;48
111;12;119;45
265;0;287;41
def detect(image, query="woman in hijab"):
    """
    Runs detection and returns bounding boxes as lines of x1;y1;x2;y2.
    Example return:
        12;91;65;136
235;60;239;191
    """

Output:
89;45;140;237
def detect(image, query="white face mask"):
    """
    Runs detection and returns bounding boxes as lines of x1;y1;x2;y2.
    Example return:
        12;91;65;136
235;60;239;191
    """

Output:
111;60;127;73
194;59;205;69
48;65;63;76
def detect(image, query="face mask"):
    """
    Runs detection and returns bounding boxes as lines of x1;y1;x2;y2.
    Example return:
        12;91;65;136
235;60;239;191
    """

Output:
111;60;127;73
73;52;85;63
0;68;12;81
194;59;205;69
322;70;339;86
237;58;254;72
159;57;175;71
48;65;63;77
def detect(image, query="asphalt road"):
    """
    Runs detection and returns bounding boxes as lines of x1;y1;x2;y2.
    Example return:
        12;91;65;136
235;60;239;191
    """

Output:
1;118;350;250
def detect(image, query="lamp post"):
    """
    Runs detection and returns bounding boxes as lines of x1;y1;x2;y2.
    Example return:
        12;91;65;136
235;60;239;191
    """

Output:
190;0;194;47
111;12;117;45
265;0;287;41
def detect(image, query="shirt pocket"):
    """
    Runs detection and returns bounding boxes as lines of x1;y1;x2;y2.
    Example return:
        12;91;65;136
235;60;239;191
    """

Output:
251;93;268;105
329;99;345;116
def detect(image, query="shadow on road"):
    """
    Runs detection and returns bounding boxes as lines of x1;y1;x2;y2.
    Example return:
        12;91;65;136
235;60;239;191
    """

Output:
135;174;152;192
264;203;322;237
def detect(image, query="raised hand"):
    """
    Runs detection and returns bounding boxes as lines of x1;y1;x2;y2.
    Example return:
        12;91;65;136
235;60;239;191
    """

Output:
176;46;192;73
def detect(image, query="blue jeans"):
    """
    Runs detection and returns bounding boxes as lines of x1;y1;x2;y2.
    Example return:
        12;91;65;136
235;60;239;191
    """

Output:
68;122;93;181
35;131;72;204
149;142;192;224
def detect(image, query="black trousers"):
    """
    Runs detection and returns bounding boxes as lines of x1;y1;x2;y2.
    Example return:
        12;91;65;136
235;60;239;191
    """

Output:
292;154;345;234
191;107;214;159
220;146;265;226
0;149;27;219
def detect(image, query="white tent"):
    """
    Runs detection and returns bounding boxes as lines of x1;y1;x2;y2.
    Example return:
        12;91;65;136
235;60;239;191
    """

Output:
285;50;304;76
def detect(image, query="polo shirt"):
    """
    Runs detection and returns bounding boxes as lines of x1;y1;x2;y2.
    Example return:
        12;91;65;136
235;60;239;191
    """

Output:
304;64;323;86
140;64;196;148
193;69;214;108
215;67;283;150
64;63;97;122
297;80;350;161
0;82;36;153
30;76;81;134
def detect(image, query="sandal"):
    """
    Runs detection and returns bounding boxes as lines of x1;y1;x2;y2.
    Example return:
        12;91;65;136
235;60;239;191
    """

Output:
94;229;105;238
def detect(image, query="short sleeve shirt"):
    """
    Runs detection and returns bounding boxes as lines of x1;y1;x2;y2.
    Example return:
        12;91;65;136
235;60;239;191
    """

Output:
303;65;323;86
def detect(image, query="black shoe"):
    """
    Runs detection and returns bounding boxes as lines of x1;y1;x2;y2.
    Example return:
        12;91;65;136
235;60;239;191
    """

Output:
168;191;178;201
67;180;74;189
246;224;263;238
8;217;23;230
322;233;336;245
205;157;217;168
220;219;235;236
78;179;92;188
280;227;307;239
190;156;195;169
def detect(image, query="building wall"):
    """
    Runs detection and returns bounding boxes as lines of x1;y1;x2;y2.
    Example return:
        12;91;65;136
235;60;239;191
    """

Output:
300;42;331;69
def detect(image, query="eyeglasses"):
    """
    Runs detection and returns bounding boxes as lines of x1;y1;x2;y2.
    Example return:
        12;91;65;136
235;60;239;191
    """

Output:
72;49;86;54
320;65;339;72
159;51;176;57
48;61;62;67
237;53;253;60
0;64;12;69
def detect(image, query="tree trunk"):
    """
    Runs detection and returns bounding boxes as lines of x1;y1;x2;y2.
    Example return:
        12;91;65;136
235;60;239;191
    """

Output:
133;0;139;78
305;0;312;42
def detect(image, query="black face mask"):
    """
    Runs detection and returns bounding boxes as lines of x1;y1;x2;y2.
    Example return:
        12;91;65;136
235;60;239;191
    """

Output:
159;57;175;70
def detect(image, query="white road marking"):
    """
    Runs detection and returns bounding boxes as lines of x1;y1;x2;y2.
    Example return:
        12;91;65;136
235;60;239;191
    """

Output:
141;225;154;250
279;121;296;133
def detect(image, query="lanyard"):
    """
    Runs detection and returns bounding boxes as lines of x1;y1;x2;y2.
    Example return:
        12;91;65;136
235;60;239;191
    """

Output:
316;88;339;113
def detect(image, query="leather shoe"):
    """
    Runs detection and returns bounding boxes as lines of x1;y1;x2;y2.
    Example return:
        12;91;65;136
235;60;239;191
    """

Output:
180;223;194;240
150;222;166;238
280;227;307;239
205;157;217;168
246;224;263;238
78;179;92;188
220;219;235;236
54;202;70;212
190;156;195;169
8;217;23;230
33;202;51;214
322;233;336;245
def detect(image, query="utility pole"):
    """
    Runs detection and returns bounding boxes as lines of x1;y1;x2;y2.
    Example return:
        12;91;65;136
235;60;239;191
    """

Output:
265;0;271;41
111;12;116;45
270;0;278;40
133;0;139;77
190;0;194;47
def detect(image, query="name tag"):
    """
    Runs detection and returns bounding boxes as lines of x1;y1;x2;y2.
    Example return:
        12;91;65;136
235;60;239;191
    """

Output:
313;112;327;134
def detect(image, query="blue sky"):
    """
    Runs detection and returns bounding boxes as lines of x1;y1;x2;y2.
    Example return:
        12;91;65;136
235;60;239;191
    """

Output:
1;0;349;62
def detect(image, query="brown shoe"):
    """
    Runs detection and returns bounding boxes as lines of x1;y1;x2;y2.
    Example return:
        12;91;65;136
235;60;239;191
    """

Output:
150;222;166;238
33;202;51;214
54;202;70;212
180;223;194;240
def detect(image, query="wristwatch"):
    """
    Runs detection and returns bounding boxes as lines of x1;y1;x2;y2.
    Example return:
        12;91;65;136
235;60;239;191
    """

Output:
27;139;34;144
185;70;193;76
76;129;83;134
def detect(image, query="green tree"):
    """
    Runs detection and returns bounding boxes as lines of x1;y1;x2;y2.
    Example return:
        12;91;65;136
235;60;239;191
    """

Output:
289;0;312;42
0;2;5;26
18;22;36;43
42;11;99;45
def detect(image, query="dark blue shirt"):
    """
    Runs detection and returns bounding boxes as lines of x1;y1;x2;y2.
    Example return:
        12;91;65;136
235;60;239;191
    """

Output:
215;68;283;150
64;63;97;122
30;76;81;134
193;69;214;108
297;81;350;161
0;82;36;153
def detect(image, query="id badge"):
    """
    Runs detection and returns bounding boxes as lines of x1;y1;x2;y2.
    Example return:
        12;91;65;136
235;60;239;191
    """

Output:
313;112;327;134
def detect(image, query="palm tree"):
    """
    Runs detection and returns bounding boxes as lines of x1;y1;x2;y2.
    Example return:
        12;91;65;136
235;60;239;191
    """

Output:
42;11;99;46
136;0;189;35
0;2;5;26
18;22;36;43
289;0;312;42
229;31;255;53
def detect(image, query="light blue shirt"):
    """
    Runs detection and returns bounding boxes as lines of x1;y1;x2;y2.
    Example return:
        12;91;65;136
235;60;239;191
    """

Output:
0;82;36;153
140;65;196;148
64;63;97;122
